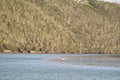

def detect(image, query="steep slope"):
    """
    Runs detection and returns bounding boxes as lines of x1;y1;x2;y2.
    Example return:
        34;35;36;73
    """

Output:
0;0;77;53
0;0;120;54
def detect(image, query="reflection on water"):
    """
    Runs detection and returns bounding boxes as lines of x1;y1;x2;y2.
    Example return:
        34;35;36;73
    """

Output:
54;55;120;67
0;54;120;80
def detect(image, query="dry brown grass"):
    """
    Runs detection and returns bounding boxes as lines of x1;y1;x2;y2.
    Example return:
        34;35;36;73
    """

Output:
0;0;120;54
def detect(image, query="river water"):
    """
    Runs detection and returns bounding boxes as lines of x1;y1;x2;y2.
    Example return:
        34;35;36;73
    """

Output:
0;54;120;80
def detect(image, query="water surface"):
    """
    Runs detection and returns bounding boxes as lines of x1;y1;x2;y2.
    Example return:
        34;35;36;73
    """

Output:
54;54;120;67
0;54;120;80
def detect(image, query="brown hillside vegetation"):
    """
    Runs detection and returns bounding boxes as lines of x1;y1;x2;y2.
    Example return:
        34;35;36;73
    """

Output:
0;0;120;54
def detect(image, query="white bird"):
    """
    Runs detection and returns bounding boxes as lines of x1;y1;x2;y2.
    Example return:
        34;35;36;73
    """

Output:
59;57;68;60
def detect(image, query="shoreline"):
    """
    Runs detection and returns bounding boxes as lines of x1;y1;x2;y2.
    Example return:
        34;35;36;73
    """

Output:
0;50;119;54
0;51;120;54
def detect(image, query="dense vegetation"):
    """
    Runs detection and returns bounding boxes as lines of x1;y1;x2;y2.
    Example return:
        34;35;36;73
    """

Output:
0;0;120;54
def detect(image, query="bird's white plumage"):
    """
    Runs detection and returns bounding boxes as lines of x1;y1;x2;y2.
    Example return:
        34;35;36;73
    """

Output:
59;57;68;60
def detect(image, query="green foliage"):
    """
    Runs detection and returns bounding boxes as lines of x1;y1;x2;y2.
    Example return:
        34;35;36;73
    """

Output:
0;0;120;54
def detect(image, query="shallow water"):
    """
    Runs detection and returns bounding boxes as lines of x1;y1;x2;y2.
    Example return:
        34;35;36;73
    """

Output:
54;54;120;67
0;54;120;80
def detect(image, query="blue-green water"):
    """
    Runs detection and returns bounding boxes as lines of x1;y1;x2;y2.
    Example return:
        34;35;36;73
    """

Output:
0;54;120;80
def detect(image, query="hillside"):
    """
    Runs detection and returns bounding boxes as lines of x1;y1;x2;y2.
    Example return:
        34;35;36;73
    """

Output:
0;0;120;54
